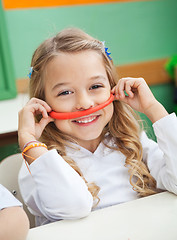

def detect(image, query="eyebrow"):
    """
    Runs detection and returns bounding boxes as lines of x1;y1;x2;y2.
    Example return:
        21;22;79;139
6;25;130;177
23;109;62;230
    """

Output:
52;82;70;91
52;75;107;91
90;75;107;81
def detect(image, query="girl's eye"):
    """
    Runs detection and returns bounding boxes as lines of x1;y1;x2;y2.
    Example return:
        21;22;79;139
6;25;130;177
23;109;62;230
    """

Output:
58;90;72;96
90;85;103;90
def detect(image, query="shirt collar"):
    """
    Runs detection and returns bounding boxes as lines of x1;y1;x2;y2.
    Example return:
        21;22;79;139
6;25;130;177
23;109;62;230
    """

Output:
65;134;115;158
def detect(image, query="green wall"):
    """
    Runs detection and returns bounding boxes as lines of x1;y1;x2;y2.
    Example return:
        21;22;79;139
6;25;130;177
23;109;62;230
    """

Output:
4;0;177;79
0;0;177;160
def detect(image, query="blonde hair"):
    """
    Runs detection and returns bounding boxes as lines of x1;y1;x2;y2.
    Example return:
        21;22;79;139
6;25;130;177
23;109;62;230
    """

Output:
29;28;157;204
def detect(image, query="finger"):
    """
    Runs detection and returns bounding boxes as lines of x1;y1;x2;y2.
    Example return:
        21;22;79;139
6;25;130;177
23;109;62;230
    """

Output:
28;98;52;112
111;86;120;100
30;103;50;119
111;86;115;93
38;117;54;133
125;81;134;98
119;77;143;97
117;78;127;98
111;85;120;100
118;95;129;105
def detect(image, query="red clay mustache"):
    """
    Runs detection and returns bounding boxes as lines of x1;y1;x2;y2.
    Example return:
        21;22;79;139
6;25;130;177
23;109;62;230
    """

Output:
49;93;114;120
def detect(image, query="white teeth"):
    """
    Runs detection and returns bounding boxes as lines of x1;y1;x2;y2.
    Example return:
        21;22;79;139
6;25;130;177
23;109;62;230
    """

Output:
75;116;97;123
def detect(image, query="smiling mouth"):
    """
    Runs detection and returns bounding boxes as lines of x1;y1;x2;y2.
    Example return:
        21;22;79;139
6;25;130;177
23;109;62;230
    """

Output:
72;115;99;124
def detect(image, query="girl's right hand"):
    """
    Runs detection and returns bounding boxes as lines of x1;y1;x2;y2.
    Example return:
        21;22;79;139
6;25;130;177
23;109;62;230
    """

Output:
18;98;54;150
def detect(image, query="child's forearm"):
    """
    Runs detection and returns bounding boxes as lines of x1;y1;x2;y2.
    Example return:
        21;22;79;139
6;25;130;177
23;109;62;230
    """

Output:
0;207;29;240
19;132;48;165
143;100;169;123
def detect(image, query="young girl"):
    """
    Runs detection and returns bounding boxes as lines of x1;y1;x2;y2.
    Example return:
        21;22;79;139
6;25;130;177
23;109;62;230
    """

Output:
18;28;177;226
0;184;29;240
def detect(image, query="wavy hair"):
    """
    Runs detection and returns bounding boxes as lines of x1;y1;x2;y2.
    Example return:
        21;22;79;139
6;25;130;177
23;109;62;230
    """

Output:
29;28;157;204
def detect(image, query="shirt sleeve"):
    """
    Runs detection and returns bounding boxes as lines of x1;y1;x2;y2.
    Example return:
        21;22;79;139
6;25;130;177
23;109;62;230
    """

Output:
0;184;22;210
18;149;93;223
141;113;177;194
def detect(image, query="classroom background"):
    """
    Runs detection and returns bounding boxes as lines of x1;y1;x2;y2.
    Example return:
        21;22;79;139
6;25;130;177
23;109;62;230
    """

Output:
0;0;177;161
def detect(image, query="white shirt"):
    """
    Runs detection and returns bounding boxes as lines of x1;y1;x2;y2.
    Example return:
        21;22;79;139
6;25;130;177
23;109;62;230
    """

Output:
0;184;22;210
18;113;177;226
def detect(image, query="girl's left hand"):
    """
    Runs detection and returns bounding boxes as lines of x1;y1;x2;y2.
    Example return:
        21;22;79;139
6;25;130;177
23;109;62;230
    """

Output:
111;77;168;123
111;77;157;114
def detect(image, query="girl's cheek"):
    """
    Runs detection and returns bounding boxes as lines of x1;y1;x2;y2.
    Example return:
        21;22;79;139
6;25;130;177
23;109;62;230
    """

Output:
54;119;64;129
109;103;114;118
54;119;72;132
53;100;75;112
107;103;114;119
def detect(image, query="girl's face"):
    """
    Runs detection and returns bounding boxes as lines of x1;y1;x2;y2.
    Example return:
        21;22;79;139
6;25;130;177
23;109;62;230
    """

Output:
44;50;113;152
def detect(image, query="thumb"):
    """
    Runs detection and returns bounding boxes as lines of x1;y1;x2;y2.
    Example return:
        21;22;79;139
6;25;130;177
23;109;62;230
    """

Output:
38;116;54;132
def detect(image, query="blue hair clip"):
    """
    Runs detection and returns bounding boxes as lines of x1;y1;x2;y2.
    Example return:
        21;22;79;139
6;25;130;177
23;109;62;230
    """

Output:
27;67;33;79
101;41;112;60
105;47;112;60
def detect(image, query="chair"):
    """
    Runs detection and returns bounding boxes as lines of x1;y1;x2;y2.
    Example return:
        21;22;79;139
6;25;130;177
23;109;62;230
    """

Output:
0;153;35;228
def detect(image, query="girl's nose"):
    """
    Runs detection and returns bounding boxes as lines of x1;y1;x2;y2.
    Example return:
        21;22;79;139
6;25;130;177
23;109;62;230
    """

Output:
75;94;94;111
